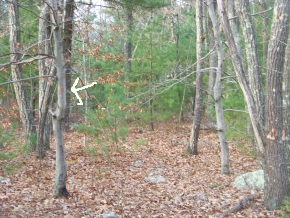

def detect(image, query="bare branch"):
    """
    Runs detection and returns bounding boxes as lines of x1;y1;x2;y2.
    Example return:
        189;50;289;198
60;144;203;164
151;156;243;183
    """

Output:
0;75;56;86
75;1;117;9
224;109;248;113
0;55;54;70
229;7;273;20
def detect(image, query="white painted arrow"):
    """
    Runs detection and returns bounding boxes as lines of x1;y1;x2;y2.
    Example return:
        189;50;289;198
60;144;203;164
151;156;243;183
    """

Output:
71;77;97;106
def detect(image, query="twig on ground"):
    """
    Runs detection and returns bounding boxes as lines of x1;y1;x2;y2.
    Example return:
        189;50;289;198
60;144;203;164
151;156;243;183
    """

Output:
219;193;259;217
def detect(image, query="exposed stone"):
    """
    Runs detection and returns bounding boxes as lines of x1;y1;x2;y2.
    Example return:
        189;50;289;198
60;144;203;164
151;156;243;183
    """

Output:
232;170;264;190
0;177;10;184
149;170;163;176
154;164;166;168
182;142;189;147
102;212;119;218
134;160;145;167
146;176;167;183
129;167;140;171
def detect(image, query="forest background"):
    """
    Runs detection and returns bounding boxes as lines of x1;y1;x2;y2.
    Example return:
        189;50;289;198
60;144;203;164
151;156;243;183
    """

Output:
0;0;289;217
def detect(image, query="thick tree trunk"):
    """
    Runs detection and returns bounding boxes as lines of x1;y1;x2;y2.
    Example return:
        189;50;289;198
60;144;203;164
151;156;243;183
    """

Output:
283;36;290;136
188;0;204;155
9;0;36;140
207;0;229;174
64;0;75;131
264;0;290;210
50;0;69;198
283;30;290;178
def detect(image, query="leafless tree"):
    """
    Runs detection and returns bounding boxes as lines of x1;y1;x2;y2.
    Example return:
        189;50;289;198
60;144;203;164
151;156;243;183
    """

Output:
207;0;229;174
188;0;204;155
37;2;55;158
9;0;36;140
49;0;70;197
217;0;290;209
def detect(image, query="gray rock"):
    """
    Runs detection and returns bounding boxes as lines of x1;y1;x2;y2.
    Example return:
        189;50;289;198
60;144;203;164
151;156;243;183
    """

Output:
146;176;166;183
0;177;10;184
102;212;119;218
182;142;189;147
149;170;163;176
232;170;264;190
134;160;145;167
129;167;140;171
154;164;166;168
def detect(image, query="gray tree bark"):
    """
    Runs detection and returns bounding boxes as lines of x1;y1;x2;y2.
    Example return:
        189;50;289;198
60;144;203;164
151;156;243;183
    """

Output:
9;0;36;140
260;0;270;60
124;7;133;82
37;3;55;158
236;0;265;126
50;0;69;197
283;29;290;178
282;33;290;182
206;1;217;119
264;0;290;210
236;0;265;168
227;0;244;59
64;0;75;130
188;0;204;155
207;0;229;174
217;0;265;156
217;0;290;210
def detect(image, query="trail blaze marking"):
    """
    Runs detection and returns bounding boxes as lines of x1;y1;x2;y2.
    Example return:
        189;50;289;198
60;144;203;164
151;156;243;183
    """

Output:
71;77;97;106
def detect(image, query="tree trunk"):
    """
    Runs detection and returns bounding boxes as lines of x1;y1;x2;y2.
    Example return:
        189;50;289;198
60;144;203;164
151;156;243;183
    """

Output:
31;80;37;120
9;0;36;140
236;0;265;167
50;0;69;198
207;0;229;174
149;11;154;131
227;0;244;59
124;8;133;82
206;0;217;120
217;0;290;210
227;0;255;145
188;0;204;155
264;0;290;210
283;28;290;178
64;0;75;131
236;0;265;126
261;0;270;60
37;3;55;158
217;0;266;156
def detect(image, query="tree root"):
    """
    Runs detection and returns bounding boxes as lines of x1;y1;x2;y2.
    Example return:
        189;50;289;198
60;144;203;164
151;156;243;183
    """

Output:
53;186;71;198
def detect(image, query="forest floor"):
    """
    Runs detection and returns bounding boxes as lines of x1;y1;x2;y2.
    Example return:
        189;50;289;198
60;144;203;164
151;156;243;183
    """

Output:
0;121;281;217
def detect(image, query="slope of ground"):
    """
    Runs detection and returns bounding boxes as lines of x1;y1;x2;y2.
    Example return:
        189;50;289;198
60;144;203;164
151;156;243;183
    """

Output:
0;122;279;217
